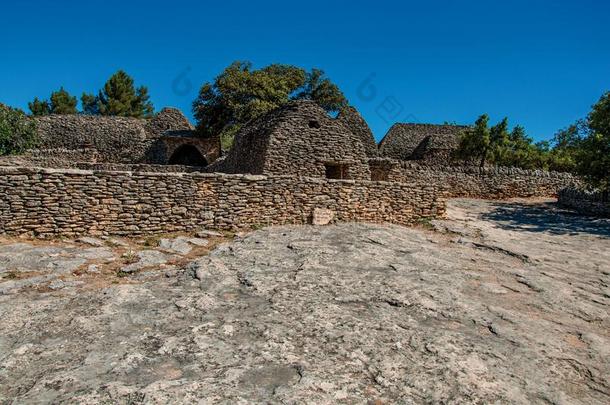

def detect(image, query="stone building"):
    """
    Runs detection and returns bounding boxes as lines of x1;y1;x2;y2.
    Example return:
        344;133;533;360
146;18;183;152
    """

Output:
336;106;378;157
379;123;468;164
30;108;220;166
214;100;371;180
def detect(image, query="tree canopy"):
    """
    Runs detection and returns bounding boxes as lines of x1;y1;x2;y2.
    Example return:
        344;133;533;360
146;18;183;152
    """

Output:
28;87;78;116
27;71;154;118
455;115;552;170
0;103;38;155
192;61;348;149
453;114;491;167
579;92;610;189
454;90;610;189
82;70;154;118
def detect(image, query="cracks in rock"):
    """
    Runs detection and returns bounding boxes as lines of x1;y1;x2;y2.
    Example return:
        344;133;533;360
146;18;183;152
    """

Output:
292;262;306;281
236;272;254;289
364;237;388;247
565;309;605;324
293;363;305;383
462;240;531;264
382;298;410;308
515;275;544;293
500;284;522;293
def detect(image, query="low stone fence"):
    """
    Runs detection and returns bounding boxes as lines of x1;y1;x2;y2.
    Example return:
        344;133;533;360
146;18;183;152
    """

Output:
558;188;610;217
0;150;96;169
72;162;206;173
0;166;446;237
369;159;579;199
0;156;207;173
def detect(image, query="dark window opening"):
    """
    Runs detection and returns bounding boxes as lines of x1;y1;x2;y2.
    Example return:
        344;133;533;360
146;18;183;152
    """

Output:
309;120;321;129
325;163;349;179
370;168;389;181
168;144;208;167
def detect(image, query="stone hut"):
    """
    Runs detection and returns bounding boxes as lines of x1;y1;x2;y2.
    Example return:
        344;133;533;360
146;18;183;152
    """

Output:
336;106;378;157
215;100;371;180
30;108;220;166
379;123;468;164
149;108;220;167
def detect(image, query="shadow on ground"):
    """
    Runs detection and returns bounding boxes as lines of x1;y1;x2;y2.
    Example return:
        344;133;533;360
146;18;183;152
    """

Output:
482;201;610;238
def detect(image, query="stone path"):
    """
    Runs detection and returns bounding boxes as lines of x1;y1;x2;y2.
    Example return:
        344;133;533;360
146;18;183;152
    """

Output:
0;199;608;404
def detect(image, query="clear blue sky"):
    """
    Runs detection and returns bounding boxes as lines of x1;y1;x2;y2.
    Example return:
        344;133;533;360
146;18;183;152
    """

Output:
2;0;609;142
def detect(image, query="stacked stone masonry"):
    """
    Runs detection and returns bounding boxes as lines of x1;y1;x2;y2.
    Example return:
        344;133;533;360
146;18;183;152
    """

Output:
215;101;371;180
0;166;445;237
369;159;579;199
336;106;378;158
378;123;468;164
29;108;220;166
558;188;610;217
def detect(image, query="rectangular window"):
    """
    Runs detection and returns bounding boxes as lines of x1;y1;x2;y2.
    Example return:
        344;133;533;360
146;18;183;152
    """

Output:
370;168;389;181
325;163;349;180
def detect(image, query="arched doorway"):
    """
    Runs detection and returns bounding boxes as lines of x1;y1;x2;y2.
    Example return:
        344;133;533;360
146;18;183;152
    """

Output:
168;144;208;166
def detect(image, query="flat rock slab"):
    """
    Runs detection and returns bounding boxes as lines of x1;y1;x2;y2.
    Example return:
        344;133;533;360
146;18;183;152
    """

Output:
0;199;608;403
196;230;223;238
0;244;116;294
76;237;105;247
121;250;170;274
158;237;209;255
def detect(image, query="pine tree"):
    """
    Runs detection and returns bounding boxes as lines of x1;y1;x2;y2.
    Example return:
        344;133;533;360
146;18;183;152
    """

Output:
454;114;491;167
28;87;77;115
95;70;154;118
81;93;100;115
28;97;51;116
49;87;77;114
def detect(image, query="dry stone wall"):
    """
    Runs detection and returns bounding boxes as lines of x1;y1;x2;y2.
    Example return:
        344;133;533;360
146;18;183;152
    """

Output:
30;108;218;166
0;156;208;173
369;159;579;199
0;148;99;169
336;106;379;157
0;166;446;237
558;188;610;217
34;115;154;163
379;123;467;162
218;101;371;180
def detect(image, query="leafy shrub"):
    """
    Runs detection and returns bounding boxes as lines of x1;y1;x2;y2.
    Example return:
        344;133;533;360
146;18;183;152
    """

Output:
0;103;38;156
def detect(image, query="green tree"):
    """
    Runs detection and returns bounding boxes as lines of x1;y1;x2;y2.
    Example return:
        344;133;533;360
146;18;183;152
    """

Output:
28;97;50;116
489;117;510;164
294;68;347;112
49;87;77;114
495;125;549;170
192;61;348;149
82;70;154;118
456;115;554;170
544;92;610;189
546;123;584;172
453;114;491;167
580;91;610;189
28;87;78;116
81;92;100;115
0;103;38;155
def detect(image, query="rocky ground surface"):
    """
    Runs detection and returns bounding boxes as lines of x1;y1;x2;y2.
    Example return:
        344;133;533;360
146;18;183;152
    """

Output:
0;198;609;404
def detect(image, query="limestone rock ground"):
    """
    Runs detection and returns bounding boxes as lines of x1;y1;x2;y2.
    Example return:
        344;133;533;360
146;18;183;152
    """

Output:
0;199;608;404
